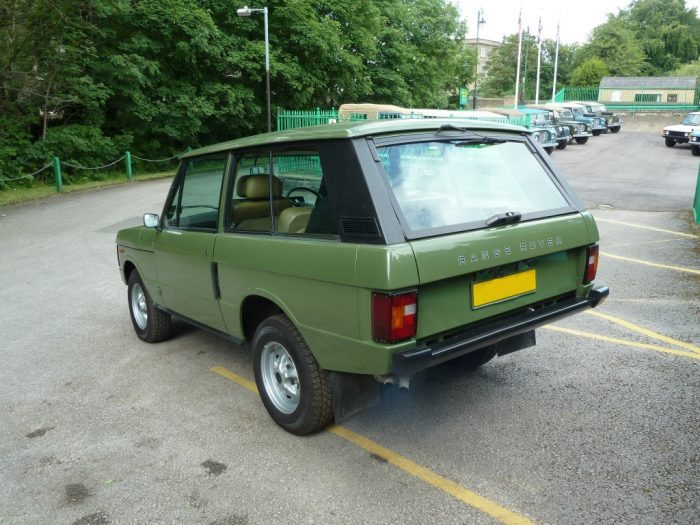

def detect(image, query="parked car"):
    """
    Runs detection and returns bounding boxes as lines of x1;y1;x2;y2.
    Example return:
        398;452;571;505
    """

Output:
484;107;559;153
529;104;593;145
561;103;608;136
663;112;700;147
573;101;622;133
518;107;571;150
116;119;609;435
690;131;700;156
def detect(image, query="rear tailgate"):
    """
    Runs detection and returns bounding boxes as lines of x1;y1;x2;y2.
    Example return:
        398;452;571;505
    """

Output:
409;213;591;339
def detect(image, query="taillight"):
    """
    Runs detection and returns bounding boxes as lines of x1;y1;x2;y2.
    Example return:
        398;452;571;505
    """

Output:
584;244;599;284
372;290;418;343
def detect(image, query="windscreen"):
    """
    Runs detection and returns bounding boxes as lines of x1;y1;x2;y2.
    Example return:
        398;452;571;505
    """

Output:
681;114;700;125
377;140;570;232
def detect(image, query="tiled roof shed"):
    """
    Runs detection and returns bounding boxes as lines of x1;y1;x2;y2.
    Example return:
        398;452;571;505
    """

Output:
600;77;697;89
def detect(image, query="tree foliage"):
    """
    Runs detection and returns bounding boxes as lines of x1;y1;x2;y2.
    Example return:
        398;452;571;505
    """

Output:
570;58;610;86
0;0;471;184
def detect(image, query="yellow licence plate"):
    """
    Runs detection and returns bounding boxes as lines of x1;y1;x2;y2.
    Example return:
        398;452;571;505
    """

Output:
472;269;537;308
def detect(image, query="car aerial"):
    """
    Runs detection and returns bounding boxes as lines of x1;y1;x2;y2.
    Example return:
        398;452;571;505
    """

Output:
116;118;609;435
529;104;593;145
561;103;608;136
483;107;559;153
690;131;700;156
518;107;571;150
663;112;700;148
573;101;622;133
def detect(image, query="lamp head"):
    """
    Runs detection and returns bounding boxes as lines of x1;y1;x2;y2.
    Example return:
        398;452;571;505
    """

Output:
237;6;252;16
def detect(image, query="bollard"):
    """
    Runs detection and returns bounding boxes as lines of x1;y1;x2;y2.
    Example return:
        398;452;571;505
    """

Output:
125;151;132;182
694;162;700;224
53;156;63;193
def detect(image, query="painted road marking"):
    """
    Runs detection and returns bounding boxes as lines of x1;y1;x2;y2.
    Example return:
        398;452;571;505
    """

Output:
595;218;698;239
585;311;700;354
210;366;536;525
600;251;700;275
543;326;700;361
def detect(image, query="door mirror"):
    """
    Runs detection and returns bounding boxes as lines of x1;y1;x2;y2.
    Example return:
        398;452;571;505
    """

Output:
143;213;160;229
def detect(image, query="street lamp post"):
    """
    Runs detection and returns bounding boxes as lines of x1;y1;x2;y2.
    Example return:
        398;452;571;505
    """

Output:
237;6;271;133
472;9;485;110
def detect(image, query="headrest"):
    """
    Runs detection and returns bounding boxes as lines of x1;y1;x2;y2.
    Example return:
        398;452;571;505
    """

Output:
236;175;283;199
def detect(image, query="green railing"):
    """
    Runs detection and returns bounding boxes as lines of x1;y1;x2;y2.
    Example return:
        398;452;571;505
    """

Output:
277;108;533;131
555;86;700;111
276;108;340;131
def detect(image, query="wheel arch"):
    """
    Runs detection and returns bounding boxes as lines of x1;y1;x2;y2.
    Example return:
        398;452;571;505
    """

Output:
122;259;137;283
240;294;285;342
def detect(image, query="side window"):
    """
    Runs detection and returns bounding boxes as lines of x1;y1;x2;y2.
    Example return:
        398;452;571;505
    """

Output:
228;148;338;236
166;156;227;230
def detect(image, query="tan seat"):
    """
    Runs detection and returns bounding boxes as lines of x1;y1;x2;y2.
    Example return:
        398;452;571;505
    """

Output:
232;175;291;230
277;207;313;233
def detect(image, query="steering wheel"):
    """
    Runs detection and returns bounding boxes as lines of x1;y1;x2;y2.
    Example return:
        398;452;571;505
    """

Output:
286;186;321;200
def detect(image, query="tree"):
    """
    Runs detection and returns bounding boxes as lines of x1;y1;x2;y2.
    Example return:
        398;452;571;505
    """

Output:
624;0;700;74
479;33;578;101
570;58;609;86
578;16;647;76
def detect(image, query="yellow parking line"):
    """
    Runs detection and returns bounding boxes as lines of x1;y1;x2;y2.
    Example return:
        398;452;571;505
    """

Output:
585;311;700;354
329;425;535;525
600;251;700;275
543;326;700;360
211;366;258;393
210;366;536;525
595;218;698;239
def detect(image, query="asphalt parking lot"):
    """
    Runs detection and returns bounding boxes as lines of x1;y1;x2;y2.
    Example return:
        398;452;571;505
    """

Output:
1;122;698;525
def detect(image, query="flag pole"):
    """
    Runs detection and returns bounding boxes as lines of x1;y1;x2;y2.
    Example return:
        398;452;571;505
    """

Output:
535;16;542;104
551;21;560;102
514;9;523;109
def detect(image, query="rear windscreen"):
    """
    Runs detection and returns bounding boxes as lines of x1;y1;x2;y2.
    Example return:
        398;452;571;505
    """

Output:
377;140;570;232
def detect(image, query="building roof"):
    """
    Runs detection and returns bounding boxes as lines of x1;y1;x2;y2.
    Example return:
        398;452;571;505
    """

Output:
464;38;502;47
599;77;697;89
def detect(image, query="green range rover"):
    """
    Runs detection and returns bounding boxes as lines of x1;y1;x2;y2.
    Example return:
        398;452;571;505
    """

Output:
116;119;609;435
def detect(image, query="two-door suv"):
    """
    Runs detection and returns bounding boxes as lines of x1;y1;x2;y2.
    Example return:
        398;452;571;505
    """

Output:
116;119;609;435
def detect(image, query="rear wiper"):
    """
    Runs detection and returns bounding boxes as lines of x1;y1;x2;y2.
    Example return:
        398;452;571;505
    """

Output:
454;137;506;146
438;123;469;133
486;211;522;227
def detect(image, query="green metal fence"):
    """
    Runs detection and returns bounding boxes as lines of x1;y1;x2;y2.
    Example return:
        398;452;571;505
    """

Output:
277;108;533;131
554;86;700;111
276;108;340;131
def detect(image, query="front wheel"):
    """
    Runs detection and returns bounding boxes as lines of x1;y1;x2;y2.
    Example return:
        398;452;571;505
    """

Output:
592;129;602;136
610;126;620;133
544;146;554;155
574;137;589;145
692;147;700;157
665;138;676;147
252;315;333;435
556;140;568;150
127;271;171;343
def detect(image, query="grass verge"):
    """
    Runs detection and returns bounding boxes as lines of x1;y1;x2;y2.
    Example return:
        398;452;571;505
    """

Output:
0;171;174;208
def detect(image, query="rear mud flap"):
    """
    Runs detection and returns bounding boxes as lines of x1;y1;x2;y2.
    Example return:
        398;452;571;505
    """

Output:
329;372;382;423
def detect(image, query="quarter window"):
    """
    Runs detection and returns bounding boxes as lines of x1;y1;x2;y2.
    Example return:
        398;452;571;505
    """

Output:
228;148;338;236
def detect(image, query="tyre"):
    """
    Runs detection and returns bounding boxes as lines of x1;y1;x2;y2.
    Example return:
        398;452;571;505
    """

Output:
610;126;620;133
452;346;497;371
127;271;171;343
574;137;589;145
693;147;700;157
592;129;602;136
544;146;554;155
665;138;675;147
252;315;333;435
556;140;567;150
